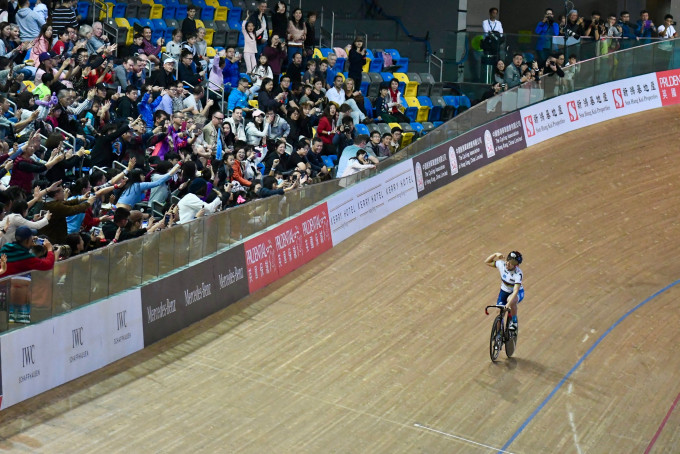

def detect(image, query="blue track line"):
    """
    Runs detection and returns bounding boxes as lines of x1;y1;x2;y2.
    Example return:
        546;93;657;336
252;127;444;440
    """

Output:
499;279;680;453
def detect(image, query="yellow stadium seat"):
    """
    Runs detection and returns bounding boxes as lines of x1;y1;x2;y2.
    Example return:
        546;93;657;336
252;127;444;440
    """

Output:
140;0;163;19
312;126;317;137
99;2;114;20
401;132;414;147
195;19;205;29
206;47;216;57
23;81;35;92
115;18;134;45
205;0;228;21
362;58;371;73
248;100;259;108
388;122;401;130
204;29;214;45
406;96;429;123
393;72;409;83
313;48;323;59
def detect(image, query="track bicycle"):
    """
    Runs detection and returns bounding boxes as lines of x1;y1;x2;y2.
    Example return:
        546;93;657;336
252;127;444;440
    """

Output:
485;304;517;361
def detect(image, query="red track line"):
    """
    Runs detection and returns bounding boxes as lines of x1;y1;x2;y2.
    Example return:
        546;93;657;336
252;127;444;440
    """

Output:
644;389;680;454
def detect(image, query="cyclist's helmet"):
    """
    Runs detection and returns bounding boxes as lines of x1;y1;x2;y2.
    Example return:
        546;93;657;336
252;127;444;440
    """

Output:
507;251;523;264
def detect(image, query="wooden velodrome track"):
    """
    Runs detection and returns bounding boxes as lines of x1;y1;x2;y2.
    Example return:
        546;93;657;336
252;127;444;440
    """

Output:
1;105;680;453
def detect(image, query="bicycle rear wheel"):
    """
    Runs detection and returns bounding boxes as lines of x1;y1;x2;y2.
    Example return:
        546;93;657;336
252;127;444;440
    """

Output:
489;315;503;361
505;314;517;357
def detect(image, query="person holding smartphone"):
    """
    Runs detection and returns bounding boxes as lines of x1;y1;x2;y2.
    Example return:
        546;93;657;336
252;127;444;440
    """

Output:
0;200;51;247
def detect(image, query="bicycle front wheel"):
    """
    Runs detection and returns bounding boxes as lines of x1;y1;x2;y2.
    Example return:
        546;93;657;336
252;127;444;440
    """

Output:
504;313;517;357
490;315;503;361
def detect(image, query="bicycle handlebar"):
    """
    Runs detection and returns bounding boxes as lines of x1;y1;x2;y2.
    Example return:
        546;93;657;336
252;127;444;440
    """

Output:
485;305;507;316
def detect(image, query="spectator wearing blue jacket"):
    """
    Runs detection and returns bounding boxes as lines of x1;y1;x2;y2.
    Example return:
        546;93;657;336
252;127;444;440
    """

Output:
535;8;560;65
15;0;45;42
635;10;657;44
222;47;241;94
618;11;638;49
116;164;181;210
139;89;164;130
227;78;252;113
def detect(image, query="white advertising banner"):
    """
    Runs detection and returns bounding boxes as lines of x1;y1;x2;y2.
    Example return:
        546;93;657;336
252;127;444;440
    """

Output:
520;73;662;147
0;289;143;409
328;159;418;245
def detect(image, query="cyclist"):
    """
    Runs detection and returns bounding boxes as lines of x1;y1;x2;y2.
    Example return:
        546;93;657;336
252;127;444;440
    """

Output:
485;251;524;331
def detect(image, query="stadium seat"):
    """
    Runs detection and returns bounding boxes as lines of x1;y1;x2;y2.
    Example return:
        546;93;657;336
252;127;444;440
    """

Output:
385;48;409;72
355;124;370;136
205;0;227;21
115;18;133;45
368;72;382;83
419;73;436;84
411;122;424;136
333;47;347;59
417;81;431;97
433;121;443;128
369;51;384;72
421;122;435;133
165;18;179;29
206;46;216;57
77;1;90;19
137;2;152;19
313;48;323;59
319;47;332;57
161;4;177;19
403;97;419;122
212;30;227;47
380;72;393;82
227;6;242;22
395;72;418;97
406;72;421;83
430;82;444;97
367;81;381;98
417;95;440;122
377;122;391;135
174;4;188;18
226;30;239;47
214;20;229;32
112;2;126;17
363;97;374;119
367;123;380;135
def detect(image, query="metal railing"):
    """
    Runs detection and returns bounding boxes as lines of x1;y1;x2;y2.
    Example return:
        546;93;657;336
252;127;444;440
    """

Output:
0;38;678;331
428;53;443;82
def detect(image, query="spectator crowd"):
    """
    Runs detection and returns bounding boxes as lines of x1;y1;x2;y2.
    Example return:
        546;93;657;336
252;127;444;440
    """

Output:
0;0;420;324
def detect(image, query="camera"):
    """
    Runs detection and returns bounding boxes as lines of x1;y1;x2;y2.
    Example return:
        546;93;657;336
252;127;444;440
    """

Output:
562;27;580;40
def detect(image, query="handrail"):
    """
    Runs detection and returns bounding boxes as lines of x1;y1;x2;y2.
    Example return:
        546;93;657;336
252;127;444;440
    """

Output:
207;80;225;112
428;53;443;82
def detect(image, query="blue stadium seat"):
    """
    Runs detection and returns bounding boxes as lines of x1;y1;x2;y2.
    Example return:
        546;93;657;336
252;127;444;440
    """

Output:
418;95;440;122
363;97;374;119
175;4;188;19
385;48;409;72
355;124;370;136
77;1;89;19
369;50;384;72
319;48;332;57
227;7;242;22
433;121;443;128
411;122;424;136
112;3;126;18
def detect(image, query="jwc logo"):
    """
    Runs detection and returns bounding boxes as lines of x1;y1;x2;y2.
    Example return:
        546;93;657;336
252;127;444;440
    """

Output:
22;345;35;367
523;115;535;137
567;101;579;122
612;88;624;109
72;327;84;348
116;310;127;330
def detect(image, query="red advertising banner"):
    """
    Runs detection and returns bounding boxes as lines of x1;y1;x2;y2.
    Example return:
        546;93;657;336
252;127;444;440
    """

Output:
656;69;680;106
245;203;332;293
276;203;333;277
244;229;280;294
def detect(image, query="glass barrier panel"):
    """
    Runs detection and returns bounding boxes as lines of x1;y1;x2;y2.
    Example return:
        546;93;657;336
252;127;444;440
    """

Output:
158;227;175;275
217;209;232;250
0;277;10;331
261;194;284;228
28;269;53;323
172;223;191;268
70;254;92;308
89;246;110;301
229;203;260;241
9;275;33;325
108;239;131;296
188;217;205;262
123;236;144;289
202;212;219;255
51;259;73;315
141;232;160;283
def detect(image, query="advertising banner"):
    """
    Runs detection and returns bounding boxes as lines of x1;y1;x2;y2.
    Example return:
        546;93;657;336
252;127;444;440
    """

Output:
521;73;661;146
412;111;527;198
245;203;333;293
1;319;57;409
328;159;418;245
141;244;248;346
0;289;144;410
656;68;680;106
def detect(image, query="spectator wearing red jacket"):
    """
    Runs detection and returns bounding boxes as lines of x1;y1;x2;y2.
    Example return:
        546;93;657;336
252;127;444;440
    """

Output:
0;226;57;323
